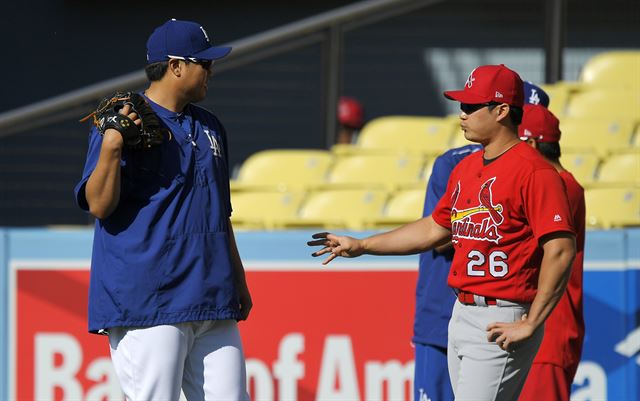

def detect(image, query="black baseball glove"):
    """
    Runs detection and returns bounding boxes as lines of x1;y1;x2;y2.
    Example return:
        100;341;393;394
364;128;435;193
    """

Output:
81;92;171;149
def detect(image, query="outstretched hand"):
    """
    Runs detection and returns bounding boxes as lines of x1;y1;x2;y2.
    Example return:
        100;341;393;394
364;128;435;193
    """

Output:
307;232;365;265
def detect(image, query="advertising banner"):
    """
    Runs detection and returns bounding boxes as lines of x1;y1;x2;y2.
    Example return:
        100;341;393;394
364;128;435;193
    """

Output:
12;262;418;401
5;229;640;401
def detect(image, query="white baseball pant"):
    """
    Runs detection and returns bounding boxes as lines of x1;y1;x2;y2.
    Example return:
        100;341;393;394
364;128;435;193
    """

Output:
108;319;250;401
447;299;544;401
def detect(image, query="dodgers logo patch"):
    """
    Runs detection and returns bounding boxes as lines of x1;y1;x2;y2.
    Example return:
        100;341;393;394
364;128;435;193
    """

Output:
204;128;222;157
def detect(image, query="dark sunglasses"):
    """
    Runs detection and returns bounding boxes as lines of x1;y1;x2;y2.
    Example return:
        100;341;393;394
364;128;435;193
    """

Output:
460;102;500;115
189;59;214;70
169;56;214;71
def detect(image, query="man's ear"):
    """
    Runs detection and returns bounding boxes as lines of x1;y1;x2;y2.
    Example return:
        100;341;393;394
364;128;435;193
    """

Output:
168;59;183;77
494;103;511;123
525;138;538;149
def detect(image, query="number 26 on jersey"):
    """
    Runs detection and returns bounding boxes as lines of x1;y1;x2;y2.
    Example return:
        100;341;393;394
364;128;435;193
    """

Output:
467;250;509;277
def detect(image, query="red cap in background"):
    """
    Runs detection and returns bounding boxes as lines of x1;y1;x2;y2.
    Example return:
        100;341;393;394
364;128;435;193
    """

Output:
338;97;364;129
518;104;561;143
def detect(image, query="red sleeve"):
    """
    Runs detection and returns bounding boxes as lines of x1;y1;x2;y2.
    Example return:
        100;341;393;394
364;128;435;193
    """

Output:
562;172;586;252
522;168;575;240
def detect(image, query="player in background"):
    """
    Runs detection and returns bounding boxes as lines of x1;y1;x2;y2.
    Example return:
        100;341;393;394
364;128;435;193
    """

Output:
523;81;550;108
413;82;550;401
336;96;365;144
74;19;251;400
309;64;577;400
413;144;481;401
518;104;585;401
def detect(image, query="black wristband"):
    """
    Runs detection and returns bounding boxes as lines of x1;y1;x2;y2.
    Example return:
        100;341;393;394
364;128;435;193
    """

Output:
98;111;141;148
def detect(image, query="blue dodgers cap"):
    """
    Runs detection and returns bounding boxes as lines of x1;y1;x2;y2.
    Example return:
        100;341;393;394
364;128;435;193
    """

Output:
146;19;232;64
523;81;550;108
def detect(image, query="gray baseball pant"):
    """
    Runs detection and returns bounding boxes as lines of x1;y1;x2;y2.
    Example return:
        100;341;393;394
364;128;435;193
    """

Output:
447;299;544;401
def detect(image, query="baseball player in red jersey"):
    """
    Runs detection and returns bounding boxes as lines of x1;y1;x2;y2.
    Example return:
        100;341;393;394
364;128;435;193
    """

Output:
517;104;585;401
308;64;577;401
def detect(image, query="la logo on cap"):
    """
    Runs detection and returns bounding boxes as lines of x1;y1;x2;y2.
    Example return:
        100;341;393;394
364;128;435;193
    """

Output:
528;89;541;105
200;26;210;43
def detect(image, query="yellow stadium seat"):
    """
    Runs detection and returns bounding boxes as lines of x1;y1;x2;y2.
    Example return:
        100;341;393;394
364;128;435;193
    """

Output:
450;133;477;149
585;187;640;228
283;188;389;230
540;82;573;117
565;89;640;121
233;149;333;191
326;153;425;190
230;191;304;229
560;151;600;187
384;189;426;219
357;116;456;156
421;157;436;183
633;125;640;149
445;114;479;148
579;51;640;90
596;151;640;186
367;188;426;228
559;117;636;156
329;143;358;156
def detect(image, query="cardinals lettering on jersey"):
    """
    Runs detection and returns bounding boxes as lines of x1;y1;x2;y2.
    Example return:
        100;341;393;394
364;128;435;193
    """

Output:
451;178;504;244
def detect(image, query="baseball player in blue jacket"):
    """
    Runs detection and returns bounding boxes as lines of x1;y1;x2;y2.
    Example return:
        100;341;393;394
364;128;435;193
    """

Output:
74;19;251;400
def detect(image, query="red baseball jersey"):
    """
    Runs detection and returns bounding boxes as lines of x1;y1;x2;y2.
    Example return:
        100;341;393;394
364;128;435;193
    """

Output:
532;170;585;369
432;142;575;302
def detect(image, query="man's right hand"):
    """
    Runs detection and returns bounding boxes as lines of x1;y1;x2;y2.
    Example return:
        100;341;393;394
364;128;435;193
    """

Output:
307;232;365;265
103;103;141;149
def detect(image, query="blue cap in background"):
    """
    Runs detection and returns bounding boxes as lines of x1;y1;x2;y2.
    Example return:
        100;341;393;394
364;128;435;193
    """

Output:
146;19;232;64
523;81;550;108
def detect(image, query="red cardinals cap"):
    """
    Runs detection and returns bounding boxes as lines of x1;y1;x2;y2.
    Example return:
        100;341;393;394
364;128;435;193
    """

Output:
518;104;561;143
444;64;524;108
338;97;364;129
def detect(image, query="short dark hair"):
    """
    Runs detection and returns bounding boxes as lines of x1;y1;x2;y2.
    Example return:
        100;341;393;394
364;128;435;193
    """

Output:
509;106;523;126
145;61;169;81
537;141;561;161
487;103;523;127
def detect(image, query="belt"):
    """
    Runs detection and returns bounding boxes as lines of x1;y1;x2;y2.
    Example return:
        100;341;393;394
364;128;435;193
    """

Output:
457;290;497;306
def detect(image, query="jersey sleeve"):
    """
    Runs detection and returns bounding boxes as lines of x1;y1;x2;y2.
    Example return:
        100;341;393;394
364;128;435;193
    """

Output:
74;127;103;211
522;168;575;241
73;127;133;212
423;154;454;217
431;165;461;230
563;173;586;252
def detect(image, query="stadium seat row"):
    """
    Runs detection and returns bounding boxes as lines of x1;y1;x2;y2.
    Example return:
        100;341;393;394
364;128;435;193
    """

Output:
231;188;425;230
230;50;640;231
230;186;640;231
232;150;433;192
332;111;639;158
578;51;640;90
542;50;640;117
231;149;639;191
